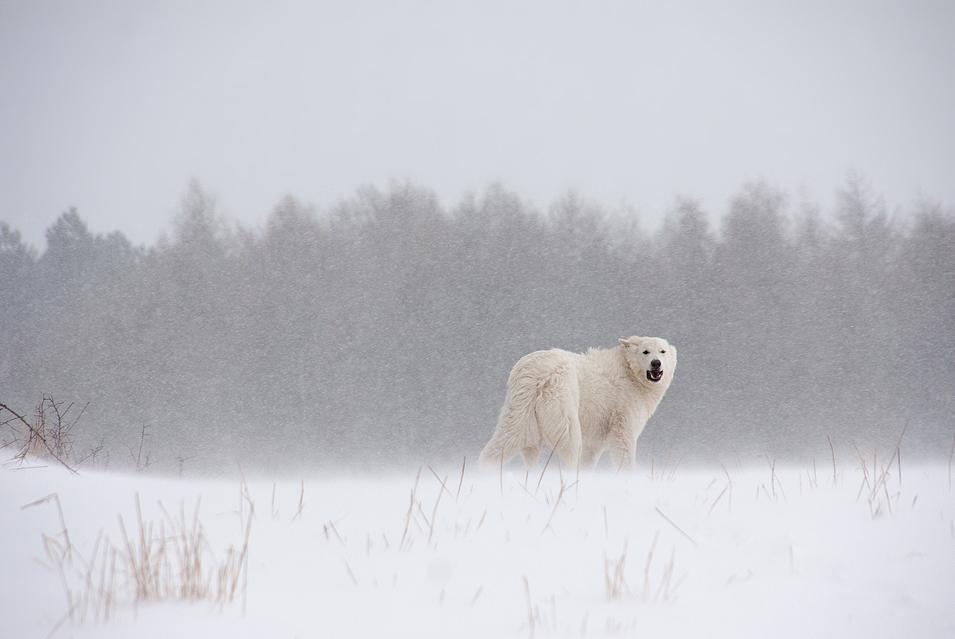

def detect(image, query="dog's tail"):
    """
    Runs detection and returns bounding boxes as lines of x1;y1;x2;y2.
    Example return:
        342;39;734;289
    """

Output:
478;384;540;468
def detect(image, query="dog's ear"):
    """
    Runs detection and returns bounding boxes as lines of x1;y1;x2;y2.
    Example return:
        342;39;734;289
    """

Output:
619;336;642;347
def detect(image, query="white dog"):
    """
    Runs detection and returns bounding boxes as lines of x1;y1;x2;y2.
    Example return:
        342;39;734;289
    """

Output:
479;336;676;470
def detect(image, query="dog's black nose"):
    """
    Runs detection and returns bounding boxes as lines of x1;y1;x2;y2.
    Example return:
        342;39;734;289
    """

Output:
650;359;661;370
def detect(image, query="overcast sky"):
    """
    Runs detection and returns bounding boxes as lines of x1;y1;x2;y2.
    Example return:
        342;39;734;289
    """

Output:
2;0;953;250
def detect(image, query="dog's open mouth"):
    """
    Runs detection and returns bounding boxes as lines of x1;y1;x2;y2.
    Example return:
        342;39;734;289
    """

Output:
646;369;664;382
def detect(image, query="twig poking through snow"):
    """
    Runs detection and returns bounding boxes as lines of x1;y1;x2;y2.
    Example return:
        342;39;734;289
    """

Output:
456;457;466;502
828;434;838;487
523;576;535;639
643;530;659;602
290;480;305;523
429;467;453;499
343;560;358;586
500;450;504;497
949;432;955;490
536;429;567;494
654;507;698;547
541;481;574;535
708;483;730;515
22;493;72;562
428;474;447;544
724;438;741;469
399;468;421;551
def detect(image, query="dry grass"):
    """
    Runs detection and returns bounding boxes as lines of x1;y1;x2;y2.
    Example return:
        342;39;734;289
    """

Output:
541;479;575;535
603;529;686;605
604;539;631;599
216;475;255;609
849;424;908;518
23;492;115;635
158;499;208;600
647;448;682;483
519;577;558;638
642;531;685;603
24;484;253;632
395;464;474;551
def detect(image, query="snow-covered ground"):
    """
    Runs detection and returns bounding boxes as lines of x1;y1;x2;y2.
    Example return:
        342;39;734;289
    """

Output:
2;454;953;638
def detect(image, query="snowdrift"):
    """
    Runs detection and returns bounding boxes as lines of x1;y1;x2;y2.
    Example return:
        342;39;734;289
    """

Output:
2;455;953;638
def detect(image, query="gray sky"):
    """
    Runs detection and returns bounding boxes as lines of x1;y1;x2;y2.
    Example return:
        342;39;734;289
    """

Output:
2;0;953;250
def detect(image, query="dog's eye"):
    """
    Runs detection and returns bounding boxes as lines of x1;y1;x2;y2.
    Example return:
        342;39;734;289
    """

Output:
643;350;650;355
660;350;666;354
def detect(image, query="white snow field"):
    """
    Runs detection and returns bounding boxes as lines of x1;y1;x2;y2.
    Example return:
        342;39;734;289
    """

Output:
2;455;953;638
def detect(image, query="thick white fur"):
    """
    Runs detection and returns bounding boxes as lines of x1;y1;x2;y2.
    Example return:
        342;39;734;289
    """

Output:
479;336;676;470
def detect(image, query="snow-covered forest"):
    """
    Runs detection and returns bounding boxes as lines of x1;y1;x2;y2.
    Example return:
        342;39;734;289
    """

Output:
1;177;953;472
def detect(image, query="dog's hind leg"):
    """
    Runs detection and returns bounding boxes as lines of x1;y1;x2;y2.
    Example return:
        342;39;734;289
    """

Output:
520;443;542;467
551;418;582;470
534;367;582;470
578;446;603;469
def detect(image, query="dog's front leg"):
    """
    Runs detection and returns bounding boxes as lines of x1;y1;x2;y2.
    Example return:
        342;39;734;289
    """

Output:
607;428;638;471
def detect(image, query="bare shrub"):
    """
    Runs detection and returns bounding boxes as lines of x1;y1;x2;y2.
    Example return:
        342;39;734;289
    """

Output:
1;396;89;472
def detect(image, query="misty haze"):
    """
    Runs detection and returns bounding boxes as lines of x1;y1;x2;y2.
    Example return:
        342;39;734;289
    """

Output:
2;176;953;472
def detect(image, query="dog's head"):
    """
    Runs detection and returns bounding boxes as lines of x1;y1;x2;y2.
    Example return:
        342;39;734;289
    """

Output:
619;336;677;386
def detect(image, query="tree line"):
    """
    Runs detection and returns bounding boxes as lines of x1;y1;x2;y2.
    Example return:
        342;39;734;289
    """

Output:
1;177;953;472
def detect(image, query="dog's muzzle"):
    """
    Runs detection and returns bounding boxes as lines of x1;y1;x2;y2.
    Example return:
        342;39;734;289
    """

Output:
646;359;664;382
